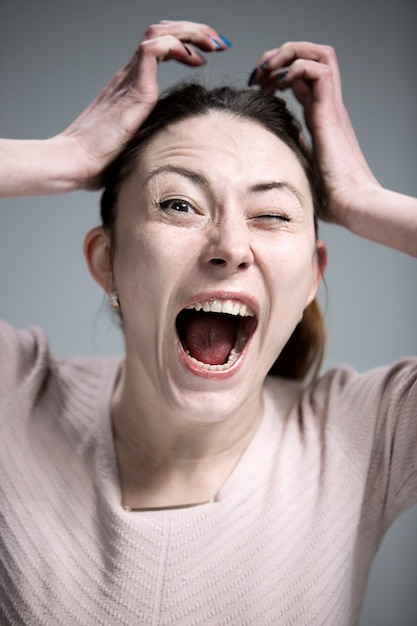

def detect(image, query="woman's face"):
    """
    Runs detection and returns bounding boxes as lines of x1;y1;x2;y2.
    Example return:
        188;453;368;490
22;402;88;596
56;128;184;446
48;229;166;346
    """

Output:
111;112;325;419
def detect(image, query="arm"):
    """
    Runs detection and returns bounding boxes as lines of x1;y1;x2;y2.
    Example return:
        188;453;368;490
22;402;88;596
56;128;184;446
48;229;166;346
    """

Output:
250;43;417;258
0;20;230;198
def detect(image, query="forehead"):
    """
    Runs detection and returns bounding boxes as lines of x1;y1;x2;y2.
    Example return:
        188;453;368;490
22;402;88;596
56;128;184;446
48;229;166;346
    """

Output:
137;112;311;196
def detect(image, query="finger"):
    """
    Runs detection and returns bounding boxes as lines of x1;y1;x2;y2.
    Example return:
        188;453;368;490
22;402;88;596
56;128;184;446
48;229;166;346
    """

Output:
126;20;232;103
103;31;208;103
138;35;208;70
126;34;207;108
142;20;232;52
260;42;340;77
265;58;333;92
252;42;341;94
269;57;367;170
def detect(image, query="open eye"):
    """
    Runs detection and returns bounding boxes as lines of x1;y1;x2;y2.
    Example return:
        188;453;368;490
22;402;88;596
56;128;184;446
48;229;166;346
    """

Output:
159;198;196;214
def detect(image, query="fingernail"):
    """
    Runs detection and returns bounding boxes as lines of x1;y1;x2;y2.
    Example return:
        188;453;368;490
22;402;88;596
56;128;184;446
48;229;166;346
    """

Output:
277;70;288;84
260;53;275;70
247;67;258;87
183;44;192;56
211;37;222;49
219;34;232;47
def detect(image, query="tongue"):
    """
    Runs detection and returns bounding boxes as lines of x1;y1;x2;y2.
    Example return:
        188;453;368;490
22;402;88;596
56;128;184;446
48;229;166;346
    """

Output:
184;312;237;365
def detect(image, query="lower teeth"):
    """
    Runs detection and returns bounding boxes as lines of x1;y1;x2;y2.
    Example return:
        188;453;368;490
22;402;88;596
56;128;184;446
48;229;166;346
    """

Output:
184;330;248;372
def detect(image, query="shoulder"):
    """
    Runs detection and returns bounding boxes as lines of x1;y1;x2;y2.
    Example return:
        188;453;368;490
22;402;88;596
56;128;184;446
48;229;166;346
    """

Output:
0;318;51;397
307;358;417;431
265;360;417;523
264;358;417;449
0;318;121;430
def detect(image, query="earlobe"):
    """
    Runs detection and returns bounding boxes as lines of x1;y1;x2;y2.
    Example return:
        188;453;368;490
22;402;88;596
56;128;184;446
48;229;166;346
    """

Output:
316;239;328;280
83;226;114;292
307;239;328;304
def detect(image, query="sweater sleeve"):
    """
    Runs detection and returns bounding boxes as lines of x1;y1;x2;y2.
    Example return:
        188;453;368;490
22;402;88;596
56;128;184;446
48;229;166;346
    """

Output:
310;359;417;531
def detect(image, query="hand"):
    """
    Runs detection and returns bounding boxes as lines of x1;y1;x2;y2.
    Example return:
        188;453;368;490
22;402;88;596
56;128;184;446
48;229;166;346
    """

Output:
60;20;230;189
249;42;380;224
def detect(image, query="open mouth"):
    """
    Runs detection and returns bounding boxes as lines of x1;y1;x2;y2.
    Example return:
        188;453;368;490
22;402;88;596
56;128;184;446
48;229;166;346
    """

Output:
176;299;257;372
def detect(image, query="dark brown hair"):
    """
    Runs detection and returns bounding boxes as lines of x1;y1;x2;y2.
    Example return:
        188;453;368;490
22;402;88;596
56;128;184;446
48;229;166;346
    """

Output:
100;82;326;381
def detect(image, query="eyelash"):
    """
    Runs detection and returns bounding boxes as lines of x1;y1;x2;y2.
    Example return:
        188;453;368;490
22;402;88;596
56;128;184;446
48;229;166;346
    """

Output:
158;198;195;213
254;213;290;223
158;199;290;225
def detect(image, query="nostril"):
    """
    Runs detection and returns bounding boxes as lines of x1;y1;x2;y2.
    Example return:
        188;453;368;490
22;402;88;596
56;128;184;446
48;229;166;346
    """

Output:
210;258;226;266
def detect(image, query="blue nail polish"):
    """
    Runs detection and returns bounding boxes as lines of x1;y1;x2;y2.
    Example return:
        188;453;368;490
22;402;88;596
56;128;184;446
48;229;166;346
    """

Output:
211;37;222;49
219;34;232;47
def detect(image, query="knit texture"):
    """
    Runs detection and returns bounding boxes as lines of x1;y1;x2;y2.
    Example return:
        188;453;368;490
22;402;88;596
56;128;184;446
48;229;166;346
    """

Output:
1;319;417;625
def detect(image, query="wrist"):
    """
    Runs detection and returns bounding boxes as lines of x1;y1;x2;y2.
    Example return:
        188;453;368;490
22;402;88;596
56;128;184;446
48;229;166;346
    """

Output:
339;180;383;232
336;183;417;257
323;165;381;230
43;134;97;192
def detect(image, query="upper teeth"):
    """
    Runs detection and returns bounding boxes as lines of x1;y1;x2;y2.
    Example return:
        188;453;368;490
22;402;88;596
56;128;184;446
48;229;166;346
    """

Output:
186;299;255;317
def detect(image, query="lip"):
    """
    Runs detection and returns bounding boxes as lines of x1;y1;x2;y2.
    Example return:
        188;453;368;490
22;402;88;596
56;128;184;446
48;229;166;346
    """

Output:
175;290;260;379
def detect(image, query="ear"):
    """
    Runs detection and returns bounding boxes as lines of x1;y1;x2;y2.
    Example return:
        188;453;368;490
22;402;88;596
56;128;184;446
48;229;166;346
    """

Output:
307;239;327;305
83;226;114;293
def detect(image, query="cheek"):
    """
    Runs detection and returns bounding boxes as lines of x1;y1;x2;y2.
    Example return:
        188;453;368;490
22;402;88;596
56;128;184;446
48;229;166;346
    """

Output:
262;234;317;284
262;243;317;351
263;239;318;315
112;224;193;306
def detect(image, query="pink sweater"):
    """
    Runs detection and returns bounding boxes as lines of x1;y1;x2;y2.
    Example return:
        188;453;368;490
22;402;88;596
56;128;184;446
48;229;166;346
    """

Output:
1;319;417;625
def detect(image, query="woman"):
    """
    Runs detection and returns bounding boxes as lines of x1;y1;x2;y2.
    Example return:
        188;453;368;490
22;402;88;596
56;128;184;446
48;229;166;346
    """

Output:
1;20;416;626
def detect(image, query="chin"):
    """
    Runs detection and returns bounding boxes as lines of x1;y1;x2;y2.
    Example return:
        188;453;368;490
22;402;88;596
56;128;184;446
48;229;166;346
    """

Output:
162;348;266;424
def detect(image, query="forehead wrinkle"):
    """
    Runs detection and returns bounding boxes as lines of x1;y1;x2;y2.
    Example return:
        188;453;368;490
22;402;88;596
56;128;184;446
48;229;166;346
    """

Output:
142;167;306;204
142;164;209;190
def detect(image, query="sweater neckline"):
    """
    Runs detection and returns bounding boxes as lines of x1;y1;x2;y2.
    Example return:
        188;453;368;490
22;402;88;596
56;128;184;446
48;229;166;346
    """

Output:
95;363;289;517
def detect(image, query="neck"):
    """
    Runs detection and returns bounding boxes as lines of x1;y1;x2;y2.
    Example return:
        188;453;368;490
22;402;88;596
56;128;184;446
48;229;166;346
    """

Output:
111;361;264;509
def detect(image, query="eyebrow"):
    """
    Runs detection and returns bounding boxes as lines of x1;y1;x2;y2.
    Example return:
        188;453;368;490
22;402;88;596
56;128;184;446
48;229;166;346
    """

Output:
143;165;209;188
249;181;304;204
143;165;304;204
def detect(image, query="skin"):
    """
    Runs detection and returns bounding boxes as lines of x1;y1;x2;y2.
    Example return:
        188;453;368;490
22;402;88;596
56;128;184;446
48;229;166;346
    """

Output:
85;112;326;508
3;19;415;506
2;21;415;253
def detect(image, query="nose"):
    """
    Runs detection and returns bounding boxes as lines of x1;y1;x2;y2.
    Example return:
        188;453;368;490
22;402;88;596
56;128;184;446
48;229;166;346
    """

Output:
200;216;255;271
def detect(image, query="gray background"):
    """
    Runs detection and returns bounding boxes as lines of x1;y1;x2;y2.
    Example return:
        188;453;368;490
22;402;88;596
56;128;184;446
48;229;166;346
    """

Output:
1;0;416;623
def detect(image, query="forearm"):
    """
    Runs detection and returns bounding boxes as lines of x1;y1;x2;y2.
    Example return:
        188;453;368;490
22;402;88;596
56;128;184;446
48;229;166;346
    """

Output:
341;183;417;258
0;24;230;201
251;43;416;259
0;136;88;198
